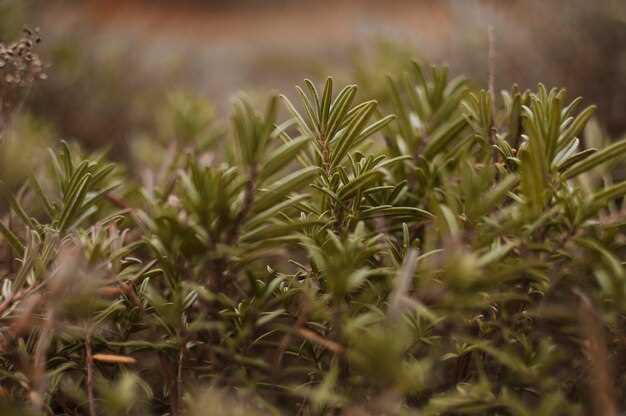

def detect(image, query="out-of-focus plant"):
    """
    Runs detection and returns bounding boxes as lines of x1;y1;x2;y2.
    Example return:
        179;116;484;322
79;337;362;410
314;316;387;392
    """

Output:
0;27;45;126
130;91;223;177
0;27;49;205
0;113;54;192
1;46;626;416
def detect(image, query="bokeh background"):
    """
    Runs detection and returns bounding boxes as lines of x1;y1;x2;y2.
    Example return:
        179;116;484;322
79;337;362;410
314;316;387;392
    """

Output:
2;0;625;164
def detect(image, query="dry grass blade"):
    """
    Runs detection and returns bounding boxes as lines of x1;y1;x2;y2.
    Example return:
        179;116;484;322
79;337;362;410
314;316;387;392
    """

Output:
91;354;137;365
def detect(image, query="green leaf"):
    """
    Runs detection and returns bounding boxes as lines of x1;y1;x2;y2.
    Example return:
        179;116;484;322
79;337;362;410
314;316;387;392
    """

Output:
5;191;36;230
422;116;467;159
556;105;596;153
519;144;548;216
296;86;320;136
576;237;624;279
260;135;312;181
320;77;333;129
437;204;460;236
476;240;519;267
468;174;519;219
336;169;383;201
326;84;357;139
360;206;432;220
253;166;319;213
30;176;55;218
562;138;626;179
58;173;92;232
352;114;396;148
303;79;321;118
240;219;324;243
556;148;596;172
281;95;313;137
0;221;24;257
244;194;309;229
387;75;413;142
591;180;626;206
330;101;377;169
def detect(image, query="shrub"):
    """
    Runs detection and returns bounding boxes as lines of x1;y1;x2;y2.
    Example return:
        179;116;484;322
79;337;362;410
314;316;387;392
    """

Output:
1;56;625;415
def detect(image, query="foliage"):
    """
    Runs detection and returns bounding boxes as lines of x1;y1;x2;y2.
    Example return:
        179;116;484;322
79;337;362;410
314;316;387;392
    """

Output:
1;49;626;416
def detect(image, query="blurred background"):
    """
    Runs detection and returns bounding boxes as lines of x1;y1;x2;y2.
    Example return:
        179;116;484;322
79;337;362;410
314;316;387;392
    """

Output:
1;0;625;165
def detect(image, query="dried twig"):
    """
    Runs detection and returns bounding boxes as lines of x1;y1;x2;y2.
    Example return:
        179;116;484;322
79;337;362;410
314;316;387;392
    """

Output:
274;297;309;369
92;354;137;365
487;24;500;170
488;25;496;107
296;327;344;354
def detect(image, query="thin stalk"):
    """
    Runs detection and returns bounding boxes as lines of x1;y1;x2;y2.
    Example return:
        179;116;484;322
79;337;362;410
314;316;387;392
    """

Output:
30;307;56;413
85;332;96;416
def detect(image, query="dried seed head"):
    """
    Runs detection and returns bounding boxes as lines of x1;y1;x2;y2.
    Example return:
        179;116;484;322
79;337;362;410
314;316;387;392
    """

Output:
0;26;46;91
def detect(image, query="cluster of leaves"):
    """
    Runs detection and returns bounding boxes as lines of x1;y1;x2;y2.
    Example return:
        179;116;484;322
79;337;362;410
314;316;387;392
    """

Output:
1;57;626;416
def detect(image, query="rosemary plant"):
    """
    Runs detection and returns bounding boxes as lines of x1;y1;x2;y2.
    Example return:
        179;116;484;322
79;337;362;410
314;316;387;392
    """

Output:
0;46;625;416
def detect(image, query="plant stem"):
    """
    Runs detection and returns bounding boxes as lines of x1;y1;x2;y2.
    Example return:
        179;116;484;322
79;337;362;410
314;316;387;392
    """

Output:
85;333;96;416
30;307;56;413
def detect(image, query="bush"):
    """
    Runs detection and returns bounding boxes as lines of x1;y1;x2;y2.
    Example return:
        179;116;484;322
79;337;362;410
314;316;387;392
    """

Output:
1;53;626;415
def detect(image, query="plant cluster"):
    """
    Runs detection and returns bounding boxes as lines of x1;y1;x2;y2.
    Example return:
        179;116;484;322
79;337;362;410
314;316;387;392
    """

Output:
0;26;45;124
0;55;626;416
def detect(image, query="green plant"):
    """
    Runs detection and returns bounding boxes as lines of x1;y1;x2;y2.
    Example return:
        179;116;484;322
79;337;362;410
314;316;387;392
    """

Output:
0;55;625;416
